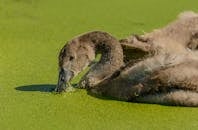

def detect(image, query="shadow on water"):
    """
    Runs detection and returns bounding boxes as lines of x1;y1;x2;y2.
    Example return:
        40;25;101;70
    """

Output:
15;84;191;107
15;84;182;107
15;84;78;92
15;84;56;92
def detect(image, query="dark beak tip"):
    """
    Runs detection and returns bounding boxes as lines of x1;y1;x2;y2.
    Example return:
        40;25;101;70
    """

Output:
56;68;74;93
54;84;67;93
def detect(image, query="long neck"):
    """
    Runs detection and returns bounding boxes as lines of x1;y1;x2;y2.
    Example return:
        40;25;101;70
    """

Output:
78;31;124;88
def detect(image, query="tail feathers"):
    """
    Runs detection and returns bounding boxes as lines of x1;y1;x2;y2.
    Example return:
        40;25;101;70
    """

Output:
178;11;198;19
135;90;198;107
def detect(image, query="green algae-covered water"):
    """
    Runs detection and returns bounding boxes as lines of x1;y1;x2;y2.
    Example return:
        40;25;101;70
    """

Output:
0;0;198;129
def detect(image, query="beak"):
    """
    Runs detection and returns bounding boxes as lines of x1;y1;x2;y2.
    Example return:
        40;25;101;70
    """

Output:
55;68;74;92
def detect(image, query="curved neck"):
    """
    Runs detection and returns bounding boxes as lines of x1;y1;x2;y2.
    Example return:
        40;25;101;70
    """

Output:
78;31;124;87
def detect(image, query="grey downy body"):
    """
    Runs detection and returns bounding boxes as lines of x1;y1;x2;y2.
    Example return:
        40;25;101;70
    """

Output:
56;11;198;107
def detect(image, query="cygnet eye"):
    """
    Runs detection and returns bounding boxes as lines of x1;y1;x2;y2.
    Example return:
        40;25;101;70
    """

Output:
69;56;74;61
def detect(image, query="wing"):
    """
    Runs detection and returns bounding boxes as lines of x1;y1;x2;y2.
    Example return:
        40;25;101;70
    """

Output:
120;35;153;63
150;60;198;92
120;35;152;52
89;59;198;104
